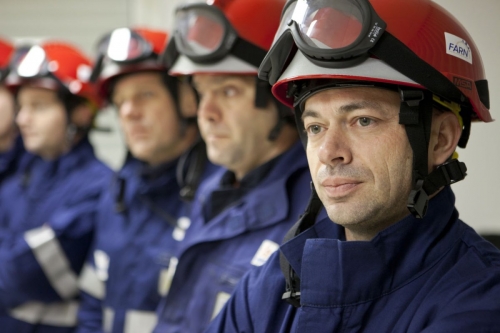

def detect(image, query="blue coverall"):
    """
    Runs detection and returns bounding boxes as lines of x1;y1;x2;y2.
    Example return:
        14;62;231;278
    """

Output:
0;138;111;333
154;141;320;333
206;186;500;332
0;136;24;185
77;156;219;333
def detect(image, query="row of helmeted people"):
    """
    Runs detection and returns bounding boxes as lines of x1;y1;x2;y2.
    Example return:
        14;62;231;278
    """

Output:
1;0;500;332
0;1;311;332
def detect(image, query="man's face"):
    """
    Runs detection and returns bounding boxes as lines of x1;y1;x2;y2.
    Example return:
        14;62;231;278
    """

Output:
16;86;68;159
112;72;186;166
193;74;279;179
303;87;413;237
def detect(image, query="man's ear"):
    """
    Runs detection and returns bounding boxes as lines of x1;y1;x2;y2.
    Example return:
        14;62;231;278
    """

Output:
428;111;462;169
70;103;94;128
178;81;198;119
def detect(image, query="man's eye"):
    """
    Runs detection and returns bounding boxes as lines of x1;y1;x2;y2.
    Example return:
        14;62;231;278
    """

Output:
139;91;155;98
358;117;372;126
223;87;238;97
307;125;322;135
33;103;48;110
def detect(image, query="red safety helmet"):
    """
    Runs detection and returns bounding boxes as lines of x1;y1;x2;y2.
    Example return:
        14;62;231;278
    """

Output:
165;0;286;76
0;38;14;82
91;27;169;98
262;0;491;123
6;40;101;108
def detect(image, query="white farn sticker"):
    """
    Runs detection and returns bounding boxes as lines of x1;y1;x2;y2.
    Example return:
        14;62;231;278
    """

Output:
445;32;473;64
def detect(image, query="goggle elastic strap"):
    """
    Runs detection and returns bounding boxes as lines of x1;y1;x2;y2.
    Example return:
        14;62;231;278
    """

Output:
162;39;180;70
372;32;467;115
167;32;267;69
90;54;105;83
230;37;268;68
279;181;323;308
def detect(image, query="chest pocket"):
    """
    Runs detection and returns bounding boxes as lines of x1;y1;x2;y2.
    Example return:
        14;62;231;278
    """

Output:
188;261;247;327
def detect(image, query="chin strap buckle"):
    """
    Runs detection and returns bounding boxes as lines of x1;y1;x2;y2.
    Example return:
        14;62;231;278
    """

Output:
407;179;429;219
282;290;301;307
438;159;467;185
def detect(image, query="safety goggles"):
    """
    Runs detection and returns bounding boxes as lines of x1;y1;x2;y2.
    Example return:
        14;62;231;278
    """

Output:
259;0;467;108
162;3;267;69
6;44;66;92
90;28;157;82
260;0;386;84
10;45;54;79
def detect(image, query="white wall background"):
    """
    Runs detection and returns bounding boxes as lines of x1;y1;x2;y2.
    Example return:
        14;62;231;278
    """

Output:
431;0;500;234
0;0;498;233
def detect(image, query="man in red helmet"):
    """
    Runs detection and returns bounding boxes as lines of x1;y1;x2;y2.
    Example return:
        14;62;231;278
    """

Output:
206;0;500;331
76;28;216;333
0;38;24;186
0;41;112;332
152;0;322;332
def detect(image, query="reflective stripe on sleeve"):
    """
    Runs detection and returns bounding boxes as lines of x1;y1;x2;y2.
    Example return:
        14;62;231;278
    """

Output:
124;310;158;333
103;307;115;333
8;301;79;327
158;257;178;297
78;263;106;300
211;291;231;320
24;225;79;299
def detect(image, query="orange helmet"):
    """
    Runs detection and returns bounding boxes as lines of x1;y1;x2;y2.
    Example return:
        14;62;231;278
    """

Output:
0;37;14;82
259;0;491;218
164;0;286;75
6;41;100;108
90;27;169;98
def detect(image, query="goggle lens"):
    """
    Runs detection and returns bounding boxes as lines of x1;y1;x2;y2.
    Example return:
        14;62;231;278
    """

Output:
295;0;363;50
98;28;153;62
12;45;46;78
176;8;225;57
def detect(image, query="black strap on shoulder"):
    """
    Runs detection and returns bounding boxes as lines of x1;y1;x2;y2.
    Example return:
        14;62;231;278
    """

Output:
176;138;208;202
139;195;179;228
280;183;323;307
114;176;127;213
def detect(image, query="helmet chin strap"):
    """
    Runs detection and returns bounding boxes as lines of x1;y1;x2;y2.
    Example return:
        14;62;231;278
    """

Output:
398;88;467;218
254;77;292;141
161;72;197;138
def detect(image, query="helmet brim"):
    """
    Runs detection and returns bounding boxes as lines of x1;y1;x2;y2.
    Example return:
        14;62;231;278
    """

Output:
273;51;421;108
169;54;258;76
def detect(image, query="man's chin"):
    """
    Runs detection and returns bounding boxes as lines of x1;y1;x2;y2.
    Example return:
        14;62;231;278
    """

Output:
129;145;153;161
23;141;41;155
206;148;227;165
325;203;369;226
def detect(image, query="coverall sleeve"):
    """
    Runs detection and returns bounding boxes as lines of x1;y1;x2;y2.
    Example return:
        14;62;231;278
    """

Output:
0;189;101;308
76;251;105;333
